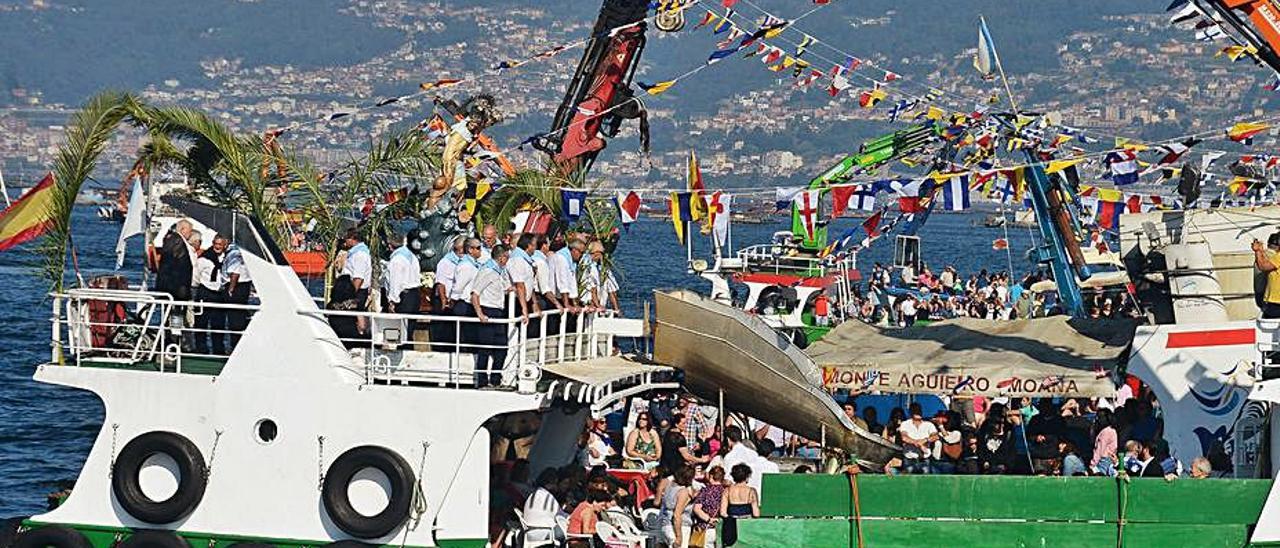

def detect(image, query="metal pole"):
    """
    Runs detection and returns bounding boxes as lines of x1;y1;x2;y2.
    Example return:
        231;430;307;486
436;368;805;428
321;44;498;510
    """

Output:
718;388;725;436
0;167;11;207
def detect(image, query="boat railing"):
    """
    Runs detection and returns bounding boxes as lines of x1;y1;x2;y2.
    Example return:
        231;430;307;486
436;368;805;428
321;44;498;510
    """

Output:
734;244;856;276
308;295;622;392
49;288;631;393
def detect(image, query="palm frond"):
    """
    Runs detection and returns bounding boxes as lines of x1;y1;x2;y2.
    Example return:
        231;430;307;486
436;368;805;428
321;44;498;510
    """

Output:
37;91;139;290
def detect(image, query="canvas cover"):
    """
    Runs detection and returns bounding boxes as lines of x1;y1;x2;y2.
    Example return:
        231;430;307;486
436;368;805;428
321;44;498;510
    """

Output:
654;290;899;466
806;316;1133;398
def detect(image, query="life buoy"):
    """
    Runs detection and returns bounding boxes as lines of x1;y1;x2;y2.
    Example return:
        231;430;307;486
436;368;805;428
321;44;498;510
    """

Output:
11;525;91;548
321;446;414;539
117;530;191;548
111;431;207;524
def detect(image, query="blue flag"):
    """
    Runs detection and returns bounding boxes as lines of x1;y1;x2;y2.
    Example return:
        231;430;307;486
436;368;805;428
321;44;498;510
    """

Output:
561;189;588;222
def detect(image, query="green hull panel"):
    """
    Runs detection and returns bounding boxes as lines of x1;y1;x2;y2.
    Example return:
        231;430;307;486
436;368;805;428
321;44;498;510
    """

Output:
20;520;482;548
735;519;1249;547
744;475;1272;547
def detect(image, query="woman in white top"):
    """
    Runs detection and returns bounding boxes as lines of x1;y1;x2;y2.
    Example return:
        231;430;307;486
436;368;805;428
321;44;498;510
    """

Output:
470;244;512;388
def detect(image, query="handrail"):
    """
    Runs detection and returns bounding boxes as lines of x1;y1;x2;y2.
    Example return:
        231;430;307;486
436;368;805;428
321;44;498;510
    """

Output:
48;287;624;394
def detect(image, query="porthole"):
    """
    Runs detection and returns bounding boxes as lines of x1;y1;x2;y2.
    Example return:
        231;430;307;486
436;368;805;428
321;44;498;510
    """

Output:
255;418;278;444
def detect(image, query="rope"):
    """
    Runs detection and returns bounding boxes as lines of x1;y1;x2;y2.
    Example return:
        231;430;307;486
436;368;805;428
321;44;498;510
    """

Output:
204;429;224;482
316;435;326;492
1115;473;1131;548
107;423;120;479
846;467;865;548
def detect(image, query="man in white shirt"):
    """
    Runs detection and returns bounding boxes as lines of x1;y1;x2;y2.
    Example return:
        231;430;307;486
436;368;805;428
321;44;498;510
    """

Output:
432;237;465;349
897;403;939;474
222;244;254;352
341;229;373;311
507;234;538;321
721;426;763;492
450;238;483;354
386;230;423;340
533;236;563;334
193;236;228;355
470;244;512;387
552;239;585;333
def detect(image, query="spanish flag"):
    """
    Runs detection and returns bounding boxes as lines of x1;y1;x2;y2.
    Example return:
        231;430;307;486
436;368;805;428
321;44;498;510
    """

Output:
669;191;695;244
0;173;56;251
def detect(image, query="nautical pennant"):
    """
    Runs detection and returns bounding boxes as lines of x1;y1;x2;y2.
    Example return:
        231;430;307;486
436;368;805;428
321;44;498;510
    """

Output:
859;86;887;109
1227;121;1270;144
795;189;821;241
687;151;708;222
616;190;642;227
639;80;676;95
669;191;695;244
775;186;803;211
1141;137;1202;175
1104;150;1141;185
706;192;732;247
561;188;588;222
941;175;971;211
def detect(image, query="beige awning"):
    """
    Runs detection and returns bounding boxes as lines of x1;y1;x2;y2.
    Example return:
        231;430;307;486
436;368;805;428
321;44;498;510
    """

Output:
806;316;1132;398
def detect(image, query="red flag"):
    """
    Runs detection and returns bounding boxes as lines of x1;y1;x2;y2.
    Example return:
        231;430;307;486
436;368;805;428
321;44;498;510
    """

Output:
861;209;883;238
898;196;923;214
1097;199;1122;230
1125;194;1141;213
830;186;856;217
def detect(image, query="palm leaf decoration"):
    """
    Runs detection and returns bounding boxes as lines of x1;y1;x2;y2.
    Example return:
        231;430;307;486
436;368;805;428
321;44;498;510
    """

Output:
38;91;143;290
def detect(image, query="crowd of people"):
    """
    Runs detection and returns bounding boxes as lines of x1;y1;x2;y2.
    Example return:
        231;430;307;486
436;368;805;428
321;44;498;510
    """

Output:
491;393;771;548
153;219;254;355
846;263;1142;327
323;225;622;386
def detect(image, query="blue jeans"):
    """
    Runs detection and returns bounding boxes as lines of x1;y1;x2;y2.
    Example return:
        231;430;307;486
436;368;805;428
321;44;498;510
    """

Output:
902;457;932;474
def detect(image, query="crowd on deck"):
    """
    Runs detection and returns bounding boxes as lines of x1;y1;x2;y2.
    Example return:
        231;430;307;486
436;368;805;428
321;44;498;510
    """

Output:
843;262;1143;327
149;218;624;387
487;379;1223;548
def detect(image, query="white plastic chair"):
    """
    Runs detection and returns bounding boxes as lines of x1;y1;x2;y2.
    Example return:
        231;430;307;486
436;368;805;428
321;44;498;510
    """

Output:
512;508;558;548
596;521;646;548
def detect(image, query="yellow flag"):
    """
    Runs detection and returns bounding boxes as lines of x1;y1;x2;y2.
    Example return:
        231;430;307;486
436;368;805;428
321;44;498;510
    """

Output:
924;106;946;121
1217;44;1258;61
1046;158;1085;174
643;80;676;96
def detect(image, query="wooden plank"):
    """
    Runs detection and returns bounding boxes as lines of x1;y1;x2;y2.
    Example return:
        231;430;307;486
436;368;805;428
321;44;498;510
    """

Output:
734;518;1250;548
759;475;1270;524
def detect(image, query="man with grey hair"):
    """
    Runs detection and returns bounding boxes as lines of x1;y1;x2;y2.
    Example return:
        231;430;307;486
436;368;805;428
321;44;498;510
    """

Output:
479;223;498;262
156;219;195;301
1190;456;1213;479
450;237;483;352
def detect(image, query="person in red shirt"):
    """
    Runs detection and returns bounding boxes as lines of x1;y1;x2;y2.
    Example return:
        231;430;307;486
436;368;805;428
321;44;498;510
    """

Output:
814;291;831;327
566;490;613;547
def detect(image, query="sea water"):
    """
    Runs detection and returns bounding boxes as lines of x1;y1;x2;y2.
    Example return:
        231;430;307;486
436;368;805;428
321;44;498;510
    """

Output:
0;207;1034;517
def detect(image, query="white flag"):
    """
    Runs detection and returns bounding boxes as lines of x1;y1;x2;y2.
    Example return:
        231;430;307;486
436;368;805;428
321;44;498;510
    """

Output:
115;179;146;269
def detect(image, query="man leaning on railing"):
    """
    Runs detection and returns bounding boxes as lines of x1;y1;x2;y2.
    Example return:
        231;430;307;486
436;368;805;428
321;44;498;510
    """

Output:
471;244;512;388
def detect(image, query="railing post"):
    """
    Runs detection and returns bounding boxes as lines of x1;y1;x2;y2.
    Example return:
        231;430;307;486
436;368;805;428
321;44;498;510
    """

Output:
51;296;63;365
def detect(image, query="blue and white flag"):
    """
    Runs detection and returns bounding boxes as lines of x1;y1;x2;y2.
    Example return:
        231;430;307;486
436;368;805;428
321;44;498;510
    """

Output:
941;175;971;211
561;188;588;221
1105;150;1140;185
774;186;803;211
974;19;998;77
851;191;877;212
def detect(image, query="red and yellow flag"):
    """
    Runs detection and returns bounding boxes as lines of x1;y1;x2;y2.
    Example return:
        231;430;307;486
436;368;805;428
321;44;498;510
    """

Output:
687;151;707;222
0;173;56;251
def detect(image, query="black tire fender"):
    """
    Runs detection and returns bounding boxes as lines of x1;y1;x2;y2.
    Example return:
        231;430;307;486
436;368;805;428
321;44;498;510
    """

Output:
111;431;207;524
321;446;415;539
10;525;92;548
116;530;191;548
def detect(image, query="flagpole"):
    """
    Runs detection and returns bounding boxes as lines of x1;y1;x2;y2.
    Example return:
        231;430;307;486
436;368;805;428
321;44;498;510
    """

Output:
1000;203;1014;277
0;167;10;207
981;15;1020;115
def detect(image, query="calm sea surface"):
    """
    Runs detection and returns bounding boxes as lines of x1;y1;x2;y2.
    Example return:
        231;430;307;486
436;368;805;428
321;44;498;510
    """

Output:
0;207;1033;517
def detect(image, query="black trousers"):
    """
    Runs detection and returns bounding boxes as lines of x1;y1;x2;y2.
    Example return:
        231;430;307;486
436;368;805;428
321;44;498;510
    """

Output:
536;295;561;336
1264;302;1280;319
451;300;475;353
395;288;422;342
225;282;253;350
193;286;227;355
474;306;507;388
